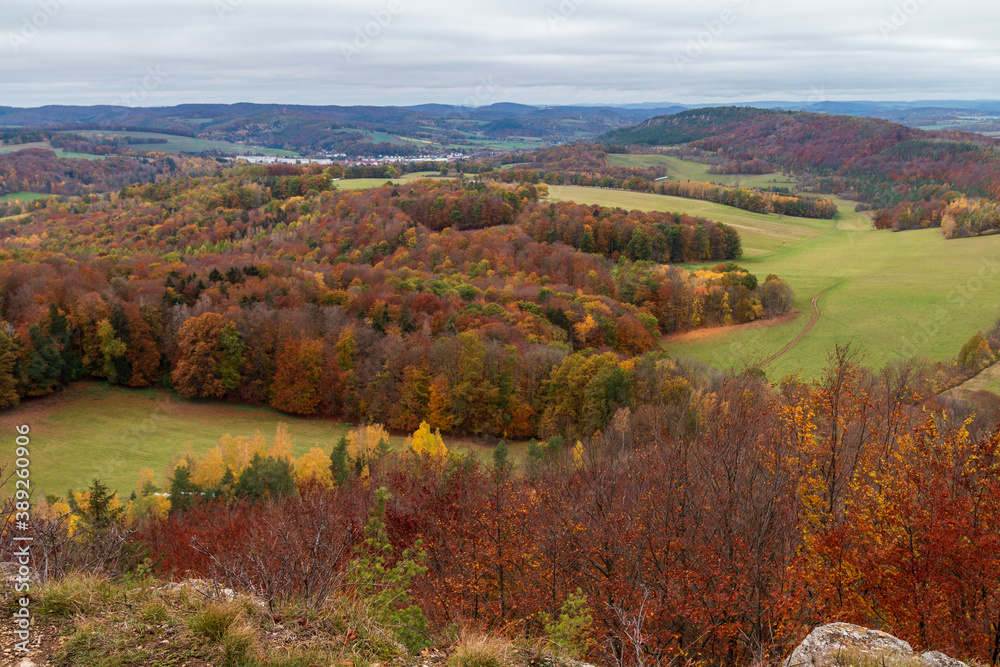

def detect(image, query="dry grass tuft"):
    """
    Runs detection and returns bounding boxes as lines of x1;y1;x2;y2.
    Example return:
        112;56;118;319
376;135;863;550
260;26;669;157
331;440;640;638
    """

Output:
448;632;519;667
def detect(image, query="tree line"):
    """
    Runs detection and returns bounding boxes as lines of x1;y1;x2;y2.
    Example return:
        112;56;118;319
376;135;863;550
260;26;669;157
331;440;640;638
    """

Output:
476;143;838;219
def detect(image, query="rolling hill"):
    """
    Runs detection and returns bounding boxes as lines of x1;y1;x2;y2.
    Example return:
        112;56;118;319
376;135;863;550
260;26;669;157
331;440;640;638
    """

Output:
598;106;1000;231
0;102;685;157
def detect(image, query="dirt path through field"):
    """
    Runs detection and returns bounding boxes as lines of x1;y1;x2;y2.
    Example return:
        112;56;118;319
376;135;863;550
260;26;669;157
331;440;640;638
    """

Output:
758;286;832;368
940;360;1000;400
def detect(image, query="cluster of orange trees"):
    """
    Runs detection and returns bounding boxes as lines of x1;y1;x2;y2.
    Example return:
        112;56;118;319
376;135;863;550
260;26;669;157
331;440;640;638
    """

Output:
941;197;1000;239
0;146;206;197
0;167;792;439
135;348;1000;666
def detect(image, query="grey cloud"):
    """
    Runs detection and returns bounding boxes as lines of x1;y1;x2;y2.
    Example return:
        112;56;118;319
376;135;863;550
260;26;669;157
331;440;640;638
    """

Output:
0;0;997;107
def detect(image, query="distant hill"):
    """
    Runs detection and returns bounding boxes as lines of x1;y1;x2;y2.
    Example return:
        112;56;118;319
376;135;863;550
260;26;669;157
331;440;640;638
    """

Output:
4;99;1000;158
597;105;1000;231
0;103;684;157
597;106;780;145
601;99;1000;136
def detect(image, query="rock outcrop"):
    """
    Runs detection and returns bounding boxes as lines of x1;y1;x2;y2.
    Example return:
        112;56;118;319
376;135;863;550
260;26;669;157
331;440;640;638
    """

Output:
784;623;967;667
919;651;968;667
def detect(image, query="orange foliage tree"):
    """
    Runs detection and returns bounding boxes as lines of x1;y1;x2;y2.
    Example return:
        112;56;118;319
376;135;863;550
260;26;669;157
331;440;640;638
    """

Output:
270;337;326;415
171;312;245;398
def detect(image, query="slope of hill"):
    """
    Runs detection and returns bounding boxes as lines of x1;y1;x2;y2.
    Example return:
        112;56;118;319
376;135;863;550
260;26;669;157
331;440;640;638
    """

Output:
598;106;780;146
600;106;1000;231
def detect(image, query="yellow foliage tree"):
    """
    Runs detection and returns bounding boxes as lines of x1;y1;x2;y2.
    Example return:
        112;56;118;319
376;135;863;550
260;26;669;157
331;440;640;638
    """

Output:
216;431;268;474
136;469;170;521
127;493;170;528
191;448;227;489
36;497;77;535
347;423;391;467
572;314;599;348
572;440;585;468
407;421;449;459
183;425;298;493
270;423;294;461
295;446;335;489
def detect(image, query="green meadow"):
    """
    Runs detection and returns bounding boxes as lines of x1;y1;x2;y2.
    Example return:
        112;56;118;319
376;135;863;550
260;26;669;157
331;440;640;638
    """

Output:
607;153;800;189
334;172;447;190
546;184;1000;382
0;141;107;160
334;178;399;190
0;382;520;499
0;191;51;203
72;130;299;156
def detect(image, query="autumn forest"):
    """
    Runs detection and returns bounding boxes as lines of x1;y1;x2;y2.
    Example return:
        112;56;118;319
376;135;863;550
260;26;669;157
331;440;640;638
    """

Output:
2;107;1000;667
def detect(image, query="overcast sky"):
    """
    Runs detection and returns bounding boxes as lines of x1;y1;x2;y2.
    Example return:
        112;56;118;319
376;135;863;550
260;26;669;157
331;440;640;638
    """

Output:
1;0;997;108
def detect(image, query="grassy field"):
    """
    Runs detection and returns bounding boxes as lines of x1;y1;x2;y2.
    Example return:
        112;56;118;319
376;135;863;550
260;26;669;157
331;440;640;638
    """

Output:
71;130;299;156
0;382;520;499
545;185;842;259
546;184;1000;382
0;141;107;160
0;141;50;154
607;153;799;189
0;191;51;203
334;172;448;191
334;178;398;191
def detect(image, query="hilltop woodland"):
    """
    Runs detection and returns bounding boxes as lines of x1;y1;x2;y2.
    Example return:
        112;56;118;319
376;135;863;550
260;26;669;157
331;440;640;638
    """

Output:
0;164;788;440
600;107;1000;236
0;146;197;198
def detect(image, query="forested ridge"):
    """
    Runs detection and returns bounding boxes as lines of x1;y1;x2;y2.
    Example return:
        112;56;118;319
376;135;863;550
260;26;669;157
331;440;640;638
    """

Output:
601;106;1000;234
0;164;792;439
0;147;192;198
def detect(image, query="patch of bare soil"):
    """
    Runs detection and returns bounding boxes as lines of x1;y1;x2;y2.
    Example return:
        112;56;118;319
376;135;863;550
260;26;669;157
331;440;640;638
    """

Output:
662;310;799;345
